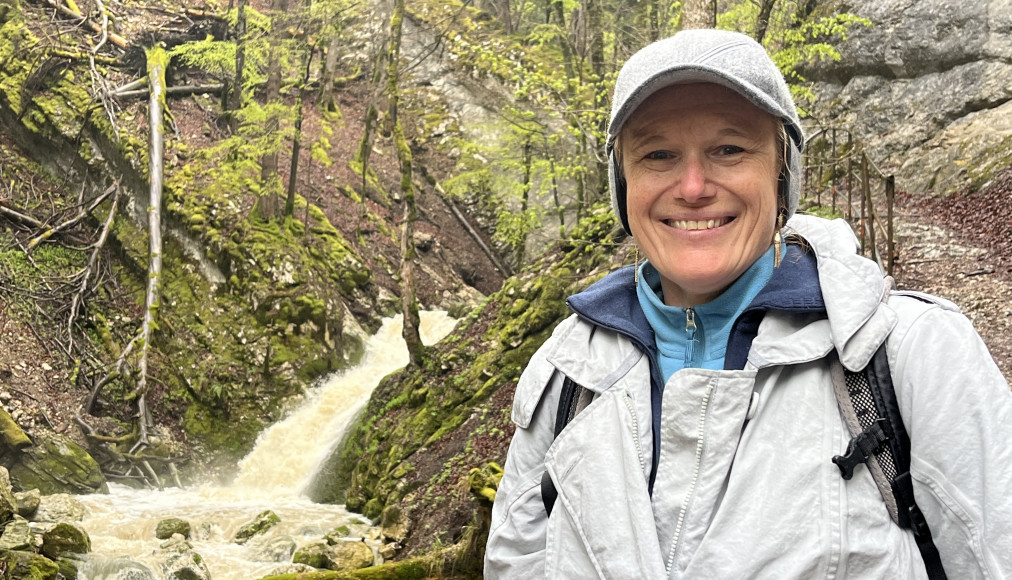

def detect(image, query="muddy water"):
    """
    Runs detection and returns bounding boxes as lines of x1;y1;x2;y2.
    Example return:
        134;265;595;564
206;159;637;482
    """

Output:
76;312;458;580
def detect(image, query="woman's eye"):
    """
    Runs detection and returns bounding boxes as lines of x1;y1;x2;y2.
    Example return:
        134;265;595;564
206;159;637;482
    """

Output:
645;150;672;160
718;145;745;156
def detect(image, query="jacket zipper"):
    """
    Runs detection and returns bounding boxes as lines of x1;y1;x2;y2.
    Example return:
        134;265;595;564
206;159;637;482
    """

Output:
622;393;646;474
684;307;698;368
666;382;714;574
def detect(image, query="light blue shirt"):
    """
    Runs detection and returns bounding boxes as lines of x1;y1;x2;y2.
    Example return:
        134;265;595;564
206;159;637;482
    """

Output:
636;245;776;382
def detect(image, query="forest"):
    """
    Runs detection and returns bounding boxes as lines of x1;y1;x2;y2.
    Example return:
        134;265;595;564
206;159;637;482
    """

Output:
0;0;1010;577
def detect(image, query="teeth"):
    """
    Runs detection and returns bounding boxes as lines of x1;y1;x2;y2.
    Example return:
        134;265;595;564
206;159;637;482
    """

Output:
670;218;725;230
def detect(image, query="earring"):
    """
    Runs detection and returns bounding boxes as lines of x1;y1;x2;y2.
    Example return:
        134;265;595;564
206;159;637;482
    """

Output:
634;246;640;285
773;214;784;268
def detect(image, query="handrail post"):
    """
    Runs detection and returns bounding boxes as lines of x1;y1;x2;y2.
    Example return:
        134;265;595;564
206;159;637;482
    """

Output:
846;134;853;221
860;153;870;255
831;129;837;213
865;154;877;263
886;175;895;276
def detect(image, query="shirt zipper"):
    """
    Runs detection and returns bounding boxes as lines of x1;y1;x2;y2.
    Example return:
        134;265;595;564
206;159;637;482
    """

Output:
684;307;698;368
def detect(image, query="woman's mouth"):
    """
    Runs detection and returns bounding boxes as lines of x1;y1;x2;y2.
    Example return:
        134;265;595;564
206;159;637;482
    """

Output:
666;217;732;231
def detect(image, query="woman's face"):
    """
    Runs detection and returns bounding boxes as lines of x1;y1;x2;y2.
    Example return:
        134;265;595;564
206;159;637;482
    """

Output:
621;82;781;307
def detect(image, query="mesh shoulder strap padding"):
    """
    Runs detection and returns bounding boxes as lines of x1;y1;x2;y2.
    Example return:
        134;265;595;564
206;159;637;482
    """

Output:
541;376;588;516
831;345;948;580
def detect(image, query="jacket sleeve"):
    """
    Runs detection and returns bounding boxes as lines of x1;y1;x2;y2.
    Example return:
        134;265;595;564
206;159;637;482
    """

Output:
888;295;1012;578
484;316;575;579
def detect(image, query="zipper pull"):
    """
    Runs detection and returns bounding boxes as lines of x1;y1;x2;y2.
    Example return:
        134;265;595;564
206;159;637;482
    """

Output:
684;307;697;367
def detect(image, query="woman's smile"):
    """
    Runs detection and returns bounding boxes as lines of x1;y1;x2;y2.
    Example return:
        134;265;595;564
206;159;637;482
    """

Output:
620;82;781;307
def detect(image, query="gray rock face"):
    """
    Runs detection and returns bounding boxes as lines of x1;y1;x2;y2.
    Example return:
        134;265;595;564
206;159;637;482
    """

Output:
159;534;211;580
807;0;1012;194
14;488;41;517
33;493;86;523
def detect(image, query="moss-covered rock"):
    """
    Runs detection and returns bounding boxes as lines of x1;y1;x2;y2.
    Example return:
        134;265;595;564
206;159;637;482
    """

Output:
40;521;91;559
7;433;106;495
155;518;191;540
0;467;19;523
233;510;280;544
0;550;59;580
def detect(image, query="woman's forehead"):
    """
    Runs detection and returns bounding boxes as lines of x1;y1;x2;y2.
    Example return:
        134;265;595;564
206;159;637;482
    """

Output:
624;83;776;139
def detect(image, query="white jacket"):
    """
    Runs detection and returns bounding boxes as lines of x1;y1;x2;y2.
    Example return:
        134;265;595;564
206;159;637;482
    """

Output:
485;215;1012;579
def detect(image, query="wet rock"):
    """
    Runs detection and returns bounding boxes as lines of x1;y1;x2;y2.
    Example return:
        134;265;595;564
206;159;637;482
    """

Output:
292;541;331;569
41;521;91;559
380;505;409;543
32;494;86;523
155;518;191;540
159;534;211;580
0;467;19;523
0;516;33;550
264;562;315;576
55;554;83;580
379;541;401;560
329;539;374;570
78;556;156;580
323;525;352;543
245;532;296;562
14;488;41;517
292;539;374;571
7;432;107;495
0;549;59;579
233;509;280;544
0;407;32;451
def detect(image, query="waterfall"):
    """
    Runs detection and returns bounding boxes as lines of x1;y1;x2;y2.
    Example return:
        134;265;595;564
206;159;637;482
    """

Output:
231;311;458;495
77;311;457;580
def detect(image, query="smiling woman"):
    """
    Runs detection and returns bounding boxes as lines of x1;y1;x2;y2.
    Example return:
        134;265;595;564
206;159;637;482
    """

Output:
485;28;1012;580
619;83;782;307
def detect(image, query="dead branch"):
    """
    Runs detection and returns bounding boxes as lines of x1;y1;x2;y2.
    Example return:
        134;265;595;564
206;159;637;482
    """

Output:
0;203;45;229
39;0;128;48
131;46;169;453
114;83;225;99
68;184;120;353
27;183;115;251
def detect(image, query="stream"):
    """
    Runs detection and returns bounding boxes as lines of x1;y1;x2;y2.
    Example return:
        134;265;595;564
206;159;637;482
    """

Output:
75;311;459;580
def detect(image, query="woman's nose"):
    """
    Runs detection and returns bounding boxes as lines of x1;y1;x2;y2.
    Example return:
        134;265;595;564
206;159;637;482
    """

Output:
676;156;712;203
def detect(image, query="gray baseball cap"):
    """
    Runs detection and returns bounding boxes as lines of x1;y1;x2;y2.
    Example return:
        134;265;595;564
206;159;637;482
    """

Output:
607;29;805;235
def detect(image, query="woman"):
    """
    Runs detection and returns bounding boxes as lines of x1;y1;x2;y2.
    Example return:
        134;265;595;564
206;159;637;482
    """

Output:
485;29;1012;579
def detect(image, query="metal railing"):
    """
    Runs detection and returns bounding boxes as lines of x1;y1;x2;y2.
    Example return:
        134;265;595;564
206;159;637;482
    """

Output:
802;127;896;275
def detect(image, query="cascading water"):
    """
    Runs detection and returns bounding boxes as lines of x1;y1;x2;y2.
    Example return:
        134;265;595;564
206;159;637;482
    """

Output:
76;311;458;580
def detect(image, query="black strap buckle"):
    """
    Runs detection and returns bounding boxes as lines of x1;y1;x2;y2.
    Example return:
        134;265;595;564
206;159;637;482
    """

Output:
832;419;888;480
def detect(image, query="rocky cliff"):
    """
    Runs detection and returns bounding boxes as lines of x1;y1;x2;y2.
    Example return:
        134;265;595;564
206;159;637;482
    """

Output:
806;0;1012;195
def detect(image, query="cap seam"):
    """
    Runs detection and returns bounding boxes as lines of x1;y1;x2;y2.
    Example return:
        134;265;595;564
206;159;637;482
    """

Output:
691;40;752;64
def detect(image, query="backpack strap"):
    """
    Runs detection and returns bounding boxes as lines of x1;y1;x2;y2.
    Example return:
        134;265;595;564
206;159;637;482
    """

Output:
831;344;948;580
541;376;589;516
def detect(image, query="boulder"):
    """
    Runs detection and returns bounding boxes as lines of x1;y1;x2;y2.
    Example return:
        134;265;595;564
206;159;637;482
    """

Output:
160;542;211;580
0;467;18;525
0;406;32;452
7;432;107;495
40;521;91;559
14;488;41;517
329;539;374;570
245;532;296;562
291;539;374;572
0;549;59;579
155;518;191;540
0;516;33;551
32;493;86;523
379;505;409;543
233;509;280;544
292;541;331;569
77;556;156;580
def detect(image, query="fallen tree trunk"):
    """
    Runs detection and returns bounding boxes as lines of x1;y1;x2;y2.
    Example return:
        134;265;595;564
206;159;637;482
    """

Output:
132;45;169;453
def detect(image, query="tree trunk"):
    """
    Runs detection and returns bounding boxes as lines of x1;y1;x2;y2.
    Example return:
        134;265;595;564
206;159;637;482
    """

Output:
680;0;716;29
228;0;248;132
754;0;778;44
259;0;287;221
136;46;169;451
286;49;314;217
386;0;423;365
318;35;342;111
